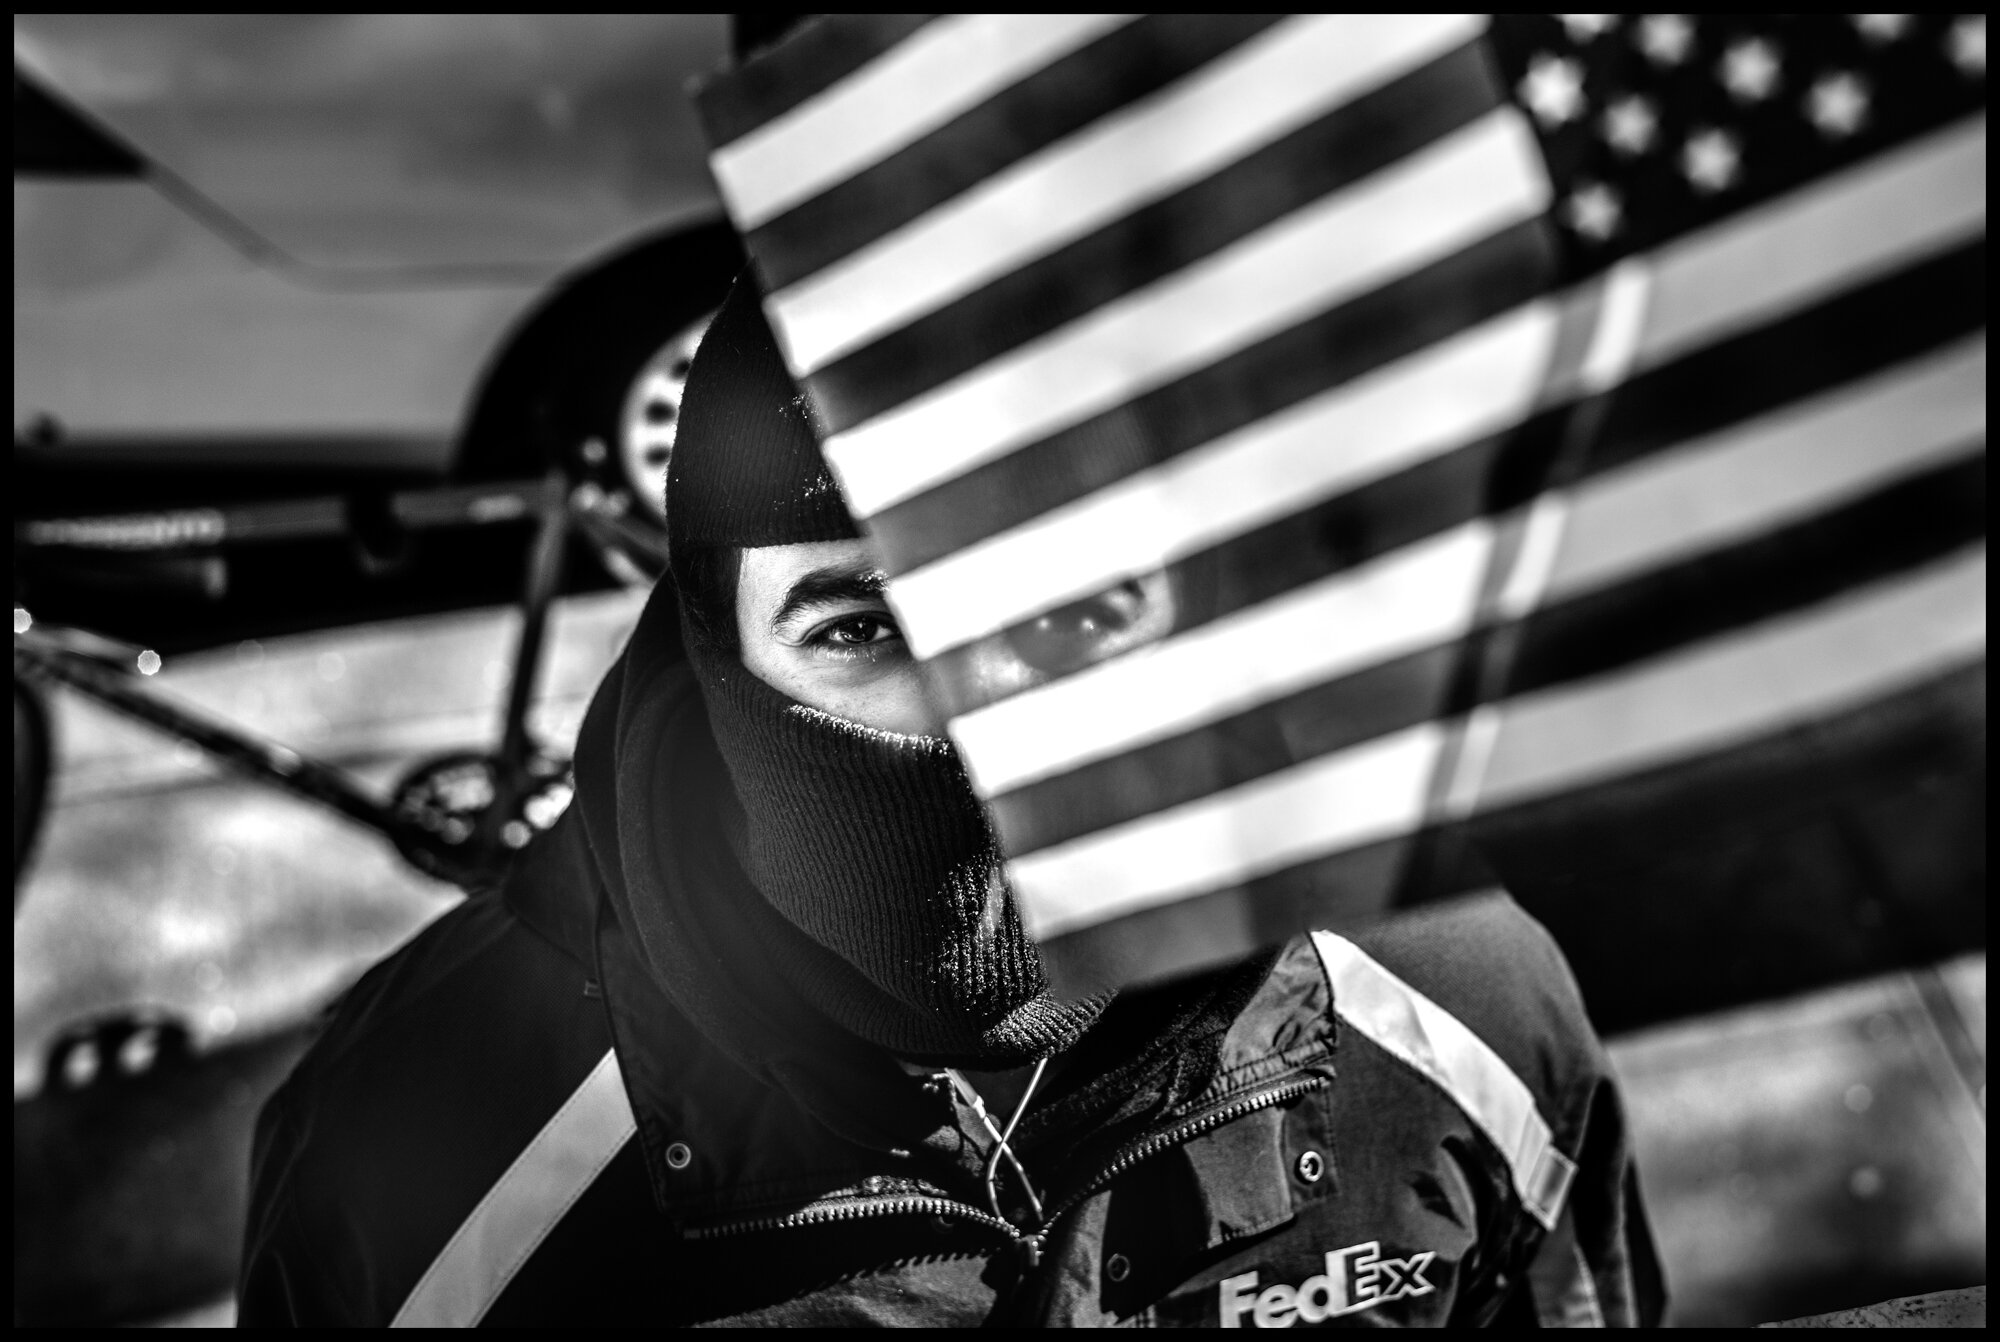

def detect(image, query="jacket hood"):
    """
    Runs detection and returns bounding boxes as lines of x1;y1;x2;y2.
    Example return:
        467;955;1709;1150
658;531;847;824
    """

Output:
568;576;939;1151
554;574;1288;1196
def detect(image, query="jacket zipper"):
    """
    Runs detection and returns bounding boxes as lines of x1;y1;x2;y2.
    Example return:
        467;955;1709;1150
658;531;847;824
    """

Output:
685;1193;1015;1242
683;1073;1329;1266
1018;1074;1330;1265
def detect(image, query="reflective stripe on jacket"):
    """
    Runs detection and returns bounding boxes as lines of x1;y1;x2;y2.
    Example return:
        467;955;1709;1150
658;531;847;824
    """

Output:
238;818;1664;1327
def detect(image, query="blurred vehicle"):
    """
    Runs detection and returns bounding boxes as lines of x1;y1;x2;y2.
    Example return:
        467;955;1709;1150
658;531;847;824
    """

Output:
15;14;739;642
14;15;746;886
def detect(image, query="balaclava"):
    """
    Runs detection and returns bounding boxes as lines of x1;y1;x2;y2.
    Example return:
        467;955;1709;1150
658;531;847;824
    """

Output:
662;275;1107;1067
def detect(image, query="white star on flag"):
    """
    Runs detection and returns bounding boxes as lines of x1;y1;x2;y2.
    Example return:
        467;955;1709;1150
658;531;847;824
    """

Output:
1720;37;1783;103
1600;94;1660;155
1639;14;1695;67
1681;126;1742;192
1807;71;1872;137
1558;15;1617;42
1520;53;1588;127
1946;16;1985;76
1851;15;1913;45
1563;181;1622;240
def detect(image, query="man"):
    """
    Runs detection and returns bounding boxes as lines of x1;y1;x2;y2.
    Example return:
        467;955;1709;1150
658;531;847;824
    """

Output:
238;278;1664;1326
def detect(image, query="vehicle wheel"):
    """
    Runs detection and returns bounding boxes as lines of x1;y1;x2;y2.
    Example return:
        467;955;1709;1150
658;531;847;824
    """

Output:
614;310;712;527
455;221;743;587
574;307;716;589
15;676;53;897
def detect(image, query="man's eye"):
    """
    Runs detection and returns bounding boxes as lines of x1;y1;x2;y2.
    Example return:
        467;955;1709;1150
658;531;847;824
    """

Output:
1004;582;1146;675
814;614;901;648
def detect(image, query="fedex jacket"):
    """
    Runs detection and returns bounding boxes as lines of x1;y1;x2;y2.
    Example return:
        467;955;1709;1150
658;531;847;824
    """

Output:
237;808;1664;1326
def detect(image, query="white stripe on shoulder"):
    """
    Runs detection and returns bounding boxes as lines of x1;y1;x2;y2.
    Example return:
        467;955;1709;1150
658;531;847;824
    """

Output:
1308;930;1576;1231
392;1048;637;1327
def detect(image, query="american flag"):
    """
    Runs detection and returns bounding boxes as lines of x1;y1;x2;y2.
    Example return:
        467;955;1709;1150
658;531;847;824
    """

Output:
694;15;1986;999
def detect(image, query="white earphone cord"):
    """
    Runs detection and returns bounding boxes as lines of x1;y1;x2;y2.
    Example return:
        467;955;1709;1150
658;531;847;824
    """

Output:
948;1056;1049;1225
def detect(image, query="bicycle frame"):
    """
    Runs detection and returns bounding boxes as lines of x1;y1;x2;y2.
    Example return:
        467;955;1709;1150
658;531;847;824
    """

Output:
13;475;668;892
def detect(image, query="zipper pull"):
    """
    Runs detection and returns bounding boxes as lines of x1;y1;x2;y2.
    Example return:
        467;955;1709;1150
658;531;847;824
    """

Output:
1017;1232;1046;1269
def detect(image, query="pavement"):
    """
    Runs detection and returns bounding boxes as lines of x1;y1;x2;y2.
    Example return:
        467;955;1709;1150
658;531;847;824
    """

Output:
1762;1285;1985;1328
12;592;1987;1324
1607;954;1984;1326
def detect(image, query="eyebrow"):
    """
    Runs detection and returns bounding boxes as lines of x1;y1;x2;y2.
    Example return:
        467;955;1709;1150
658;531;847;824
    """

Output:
770;565;889;631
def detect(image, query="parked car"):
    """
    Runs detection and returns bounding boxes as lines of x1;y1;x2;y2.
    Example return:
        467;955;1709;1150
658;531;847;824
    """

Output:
15;14;743;652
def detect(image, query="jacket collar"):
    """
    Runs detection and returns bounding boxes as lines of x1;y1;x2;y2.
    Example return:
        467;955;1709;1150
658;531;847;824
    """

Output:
600;879;1003;1222
513;618;1342;1229
1179;936;1340;1249
507;819;1338;1232
583;849;1338;1231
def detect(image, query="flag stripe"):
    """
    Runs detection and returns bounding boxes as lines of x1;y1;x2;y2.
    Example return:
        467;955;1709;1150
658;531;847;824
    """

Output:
895;296;1560;661
1508;451;1985;699
696;15;943;150
1583;238;1985;480
920;423;1543;719
925;273;1984;719
772;14;1489;376
889;217;1984;661
821;109;1548;519
1476;545;1987;810
747;13;1297;293
711;14;1138;232
921;417;1535;718
990;449;1985;854
1016;721;1455;941
869;116;1984;583
814;38;1515;456
956;523;1497;797
993;641;1482;859
973;431;1984;821
1547;335;1986;601
1447;657;1987;887
696;18;1988;990
1015;547;1987;939
892;354;1983;688
869;217;1552;581
1033;832;1456;993
1636;114;1987;375
1034;657;1984;993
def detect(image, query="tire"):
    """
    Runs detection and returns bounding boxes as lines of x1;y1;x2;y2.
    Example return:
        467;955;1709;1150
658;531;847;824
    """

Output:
610;309;714;526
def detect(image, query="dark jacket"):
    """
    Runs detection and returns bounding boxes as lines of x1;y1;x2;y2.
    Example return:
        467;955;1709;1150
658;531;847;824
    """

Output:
239;621;1663;1327
238;849;1661;1323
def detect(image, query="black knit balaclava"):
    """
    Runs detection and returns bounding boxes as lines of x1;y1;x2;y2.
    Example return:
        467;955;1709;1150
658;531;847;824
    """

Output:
663;276;1107;1067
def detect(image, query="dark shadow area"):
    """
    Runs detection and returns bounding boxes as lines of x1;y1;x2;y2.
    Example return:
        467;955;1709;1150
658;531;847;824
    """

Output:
14;1017;318;1326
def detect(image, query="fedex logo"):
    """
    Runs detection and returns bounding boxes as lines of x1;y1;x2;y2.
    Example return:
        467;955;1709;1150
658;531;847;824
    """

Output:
1219;1241;1436;1327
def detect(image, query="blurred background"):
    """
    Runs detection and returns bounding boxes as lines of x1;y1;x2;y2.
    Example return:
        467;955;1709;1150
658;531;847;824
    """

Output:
13;13;1985;1327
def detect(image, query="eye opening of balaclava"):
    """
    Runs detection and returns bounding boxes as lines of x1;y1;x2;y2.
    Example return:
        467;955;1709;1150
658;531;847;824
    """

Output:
658;273;1108;1068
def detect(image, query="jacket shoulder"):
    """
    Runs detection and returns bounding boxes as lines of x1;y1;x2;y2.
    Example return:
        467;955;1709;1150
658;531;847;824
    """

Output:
1335;891;1603;1094
1301;893;1607;1229
240;885;615;1325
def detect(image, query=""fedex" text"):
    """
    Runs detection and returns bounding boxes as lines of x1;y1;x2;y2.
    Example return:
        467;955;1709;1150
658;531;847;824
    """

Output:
1219;1240;1436;1327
